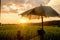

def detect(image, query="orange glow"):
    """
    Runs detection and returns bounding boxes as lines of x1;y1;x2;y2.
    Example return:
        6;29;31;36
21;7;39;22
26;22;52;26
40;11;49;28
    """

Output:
1;1;60;24
19;17;29;23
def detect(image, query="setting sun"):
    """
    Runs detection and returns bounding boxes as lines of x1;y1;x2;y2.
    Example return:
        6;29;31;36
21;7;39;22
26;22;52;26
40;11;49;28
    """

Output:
19;17;29;23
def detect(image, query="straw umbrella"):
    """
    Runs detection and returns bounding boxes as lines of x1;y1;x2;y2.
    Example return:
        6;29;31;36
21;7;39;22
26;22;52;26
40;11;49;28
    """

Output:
19;6;59;30
19;5;60;40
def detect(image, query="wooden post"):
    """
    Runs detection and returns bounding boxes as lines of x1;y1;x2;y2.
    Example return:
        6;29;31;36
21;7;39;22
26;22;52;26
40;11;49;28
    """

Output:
37;16;45;40
17;30;23;40
41;16;43;30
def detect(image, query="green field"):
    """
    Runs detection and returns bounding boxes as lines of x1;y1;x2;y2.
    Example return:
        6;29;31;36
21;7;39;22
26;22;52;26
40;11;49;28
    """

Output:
0;24;60;40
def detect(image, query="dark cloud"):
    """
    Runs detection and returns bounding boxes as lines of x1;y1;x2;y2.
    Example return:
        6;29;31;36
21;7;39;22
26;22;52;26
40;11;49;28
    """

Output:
1;0;27;4
1;0;50;5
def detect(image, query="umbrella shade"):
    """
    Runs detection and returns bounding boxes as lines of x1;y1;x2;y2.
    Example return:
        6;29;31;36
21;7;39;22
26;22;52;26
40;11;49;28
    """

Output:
20;6;59;17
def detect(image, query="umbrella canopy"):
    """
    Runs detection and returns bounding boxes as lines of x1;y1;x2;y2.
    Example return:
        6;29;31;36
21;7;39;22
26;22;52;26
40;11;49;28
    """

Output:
19;6;59;17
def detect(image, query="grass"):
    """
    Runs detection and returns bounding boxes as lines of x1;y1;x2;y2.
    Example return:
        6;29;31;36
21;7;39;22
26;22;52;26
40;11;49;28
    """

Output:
0;24;60;40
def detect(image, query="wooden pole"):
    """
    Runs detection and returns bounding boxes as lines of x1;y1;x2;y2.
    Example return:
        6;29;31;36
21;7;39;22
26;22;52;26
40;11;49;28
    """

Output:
41;16;43;30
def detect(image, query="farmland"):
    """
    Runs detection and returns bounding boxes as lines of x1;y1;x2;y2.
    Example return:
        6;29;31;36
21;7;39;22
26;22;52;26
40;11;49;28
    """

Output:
0;24;60;40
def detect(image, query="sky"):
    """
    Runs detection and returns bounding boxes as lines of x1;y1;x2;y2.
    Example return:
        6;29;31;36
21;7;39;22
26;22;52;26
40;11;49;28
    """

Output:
48;0;60;14
0;0;60;24
1;0;50;5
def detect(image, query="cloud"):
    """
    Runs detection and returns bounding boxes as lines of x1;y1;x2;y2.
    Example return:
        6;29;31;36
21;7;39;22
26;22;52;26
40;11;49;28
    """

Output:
48;0;60;6
1;0;52;13
1;0;50;5
48;0;60;14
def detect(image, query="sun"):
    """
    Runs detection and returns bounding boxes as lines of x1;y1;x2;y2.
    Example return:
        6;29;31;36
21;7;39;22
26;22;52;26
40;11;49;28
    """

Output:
19;17;29;23
20;19;27;23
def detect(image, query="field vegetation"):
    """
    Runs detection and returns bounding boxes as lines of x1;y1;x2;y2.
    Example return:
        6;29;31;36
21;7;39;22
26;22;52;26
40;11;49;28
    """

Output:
0;24;60;40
